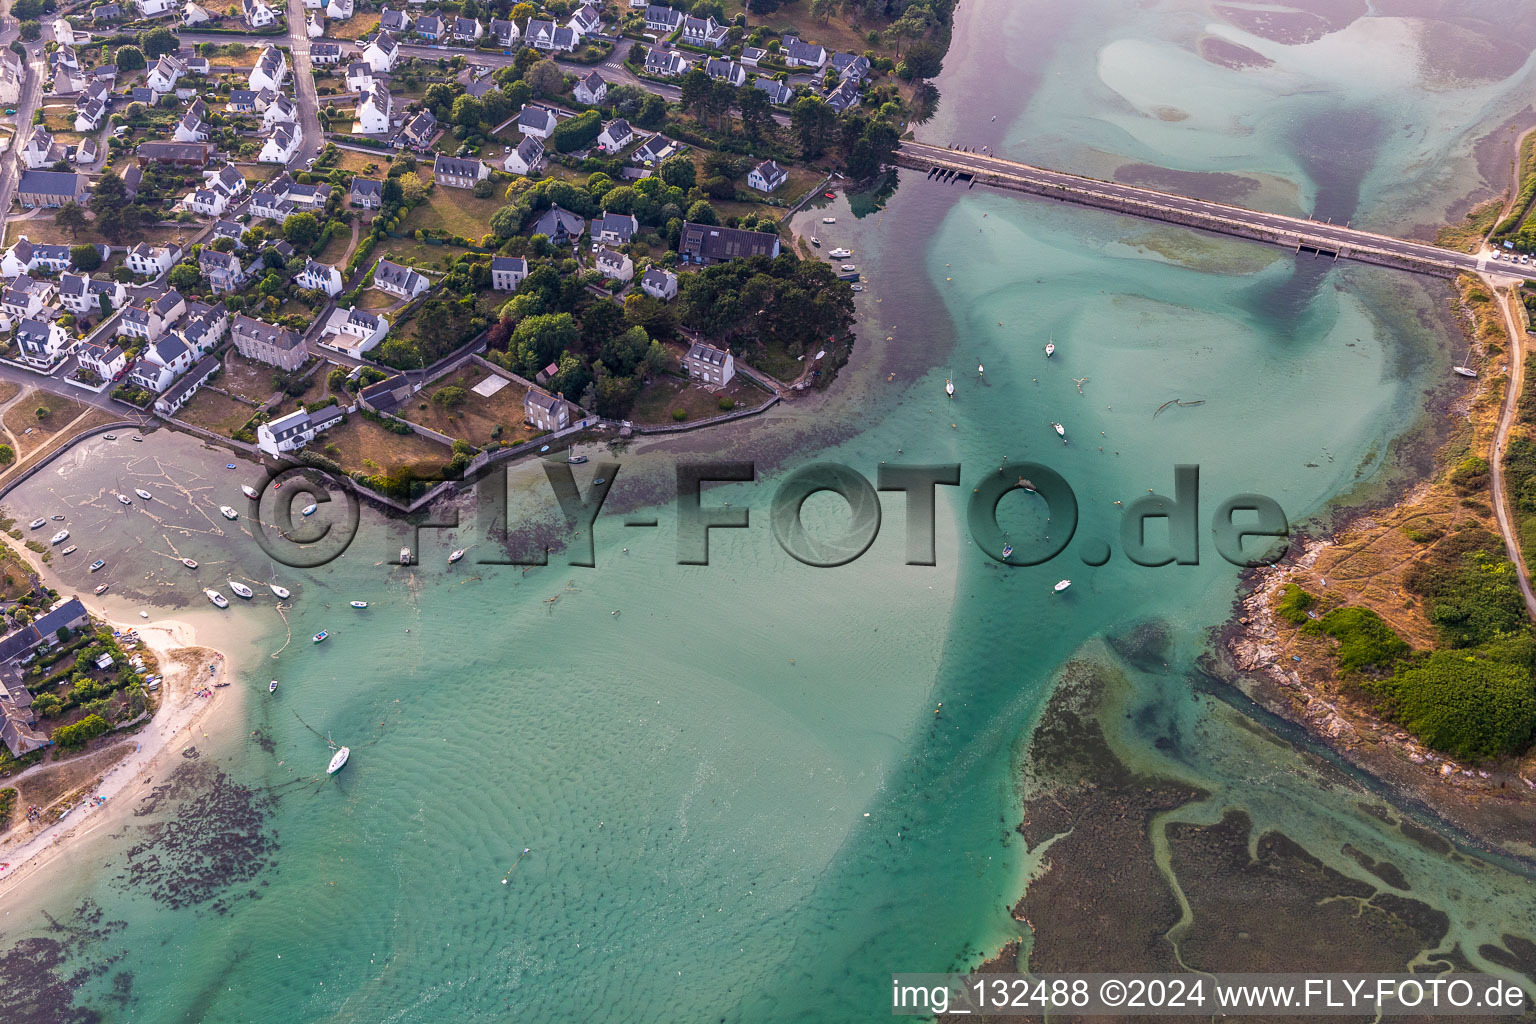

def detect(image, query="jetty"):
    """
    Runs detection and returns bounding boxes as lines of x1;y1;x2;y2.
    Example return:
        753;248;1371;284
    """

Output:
897;141;1527;281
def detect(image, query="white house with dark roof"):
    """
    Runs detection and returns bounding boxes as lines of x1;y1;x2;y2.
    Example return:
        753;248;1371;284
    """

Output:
781;35;827;68
594;247;633;282
120;288;186;342
126;243;179;277
825;76;861;114
21;127;54;170
681;15;727;48
491;256;527;291
517;104;558;139
631;133;680;166
644;5;683;33
259;124;302;164
396;108;437;150
568;2;602;37
592;211;638;245
453;15;482;40
1;275;54;322
705;57;745;87
242;0;276;27
345;61;376;92
357;82;392;134
747;159;787;193
503;135;544;176
185;187;229;217
77;341;127;380
318;305;388;353
379;7;410;33
574;70;606;106
154;354;219;415
524;19;577;51
433;154;488;189
326;0;353;19
205;163;247;199
58;273;125;315
363;32;399;72
488;17;517;46
257;406;344;456
146;54;186;95
14;318;71;369
296;258;343;296
597;118;633;152
371;258;429;299
643;48;688;77
831;52;872;82
2;237;80;278
683;341;734;385
311;41;344;63
741;45;765;66
124;336;186;389
249;45;288;92
263;93;299;127
641;266;677;301
753;79;792;108
174;109;210;143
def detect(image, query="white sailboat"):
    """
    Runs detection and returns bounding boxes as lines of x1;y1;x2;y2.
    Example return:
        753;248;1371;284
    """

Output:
269;582;291;599
228;580;253;598
135;489;152;500
400;546;413;565
449;549;466;564
220;506;239;520
1045;337;1056;358
1453;346;1478;378
945;376;954;397
350;600;368;608
205;589;229;609
117;493;131;506
327;746;350;774
242;485;261;499
50;530;68;544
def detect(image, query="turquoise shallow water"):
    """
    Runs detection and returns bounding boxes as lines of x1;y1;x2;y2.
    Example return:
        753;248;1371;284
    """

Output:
7;1;1536;1020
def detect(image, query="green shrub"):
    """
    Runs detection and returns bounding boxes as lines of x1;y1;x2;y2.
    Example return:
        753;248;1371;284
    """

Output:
671;408;687;422
1371;651;1536;760
1274;583;1316;625
1449;455;1489;494
717;396;735;412
1304;606;1410;672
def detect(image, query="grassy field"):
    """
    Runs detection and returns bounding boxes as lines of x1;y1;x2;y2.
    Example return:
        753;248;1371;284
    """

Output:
4;391;92;458
315;224;354;264
406;188;506;241
217;351;287;404
320;415;453;477
370;234;468;270
398;364;540;447
177;389;258;436
4;216;188;249
0;380;20;406
331;149;387;175
328;12;380;39
629;373;757;426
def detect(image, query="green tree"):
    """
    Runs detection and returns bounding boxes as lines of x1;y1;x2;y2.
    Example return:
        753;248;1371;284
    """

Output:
283;212;320;248
115;45;146;70
511;311;577;377
659;153;695;190
526;58;564;97
636;92;668;129
792;96;835;159
138;26;178;57
899;38;945;80
433;385;468;408
0;444;13;465
168;263;200;290
69;243;101;271
451;94;484;128
1377;651;1536;760
18;20;40;40
680;68;712;121
738;83;771;144
55;202;87;238
685;199;718;225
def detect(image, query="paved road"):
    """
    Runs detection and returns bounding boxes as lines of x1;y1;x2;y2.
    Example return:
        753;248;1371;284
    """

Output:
899;140;1536;282
281;1;325;169
0;12;46;244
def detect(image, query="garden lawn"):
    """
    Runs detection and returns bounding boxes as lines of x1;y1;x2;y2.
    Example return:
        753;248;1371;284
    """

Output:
176;389;259;437
398;365;540;447
4;390;92;457
629;374;758;426
404;188;506;242
319;415;454;478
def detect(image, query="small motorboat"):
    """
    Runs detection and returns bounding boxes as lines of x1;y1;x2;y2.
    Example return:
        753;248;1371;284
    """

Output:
270;582;291;599
824;191;836;199
205;589;229;609
301;503;317;516
312;630;328;643
400;547;413;565
50;515;64;521
131;435;143;442
1045;341;1056;357
269;679;278;694
89;559;105;572
810;236;821;247
540;445;549;452
829;248;851;258
28;518;44;529
850;284;864;292
1054;579;1072;593
840;264;856;272
50;530;68;544
1051;422;1065;438
567;455;588;464
103;433;117;440
1001;543;1013;559
242;485;260;499
449;549;466;564
978;363;984;375
350;600;368;608
594;477;606;485
60;545;76;555
327;746;349;774
135;489;151;500
220;506;239;520
228;580;253;598
117;494;131;506
945;378;954;397
182;558;198;569
94;583;108;595
822;217;836;224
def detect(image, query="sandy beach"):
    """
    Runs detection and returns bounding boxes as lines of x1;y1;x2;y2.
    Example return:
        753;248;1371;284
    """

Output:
0;603;241;897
